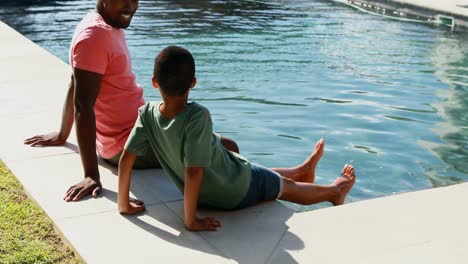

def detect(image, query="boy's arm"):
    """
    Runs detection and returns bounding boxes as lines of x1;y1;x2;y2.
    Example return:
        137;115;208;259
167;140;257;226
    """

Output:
118;149;145;215
184;167;221;232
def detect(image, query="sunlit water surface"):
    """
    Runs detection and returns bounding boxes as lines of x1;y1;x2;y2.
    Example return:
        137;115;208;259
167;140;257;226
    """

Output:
1;0;467;211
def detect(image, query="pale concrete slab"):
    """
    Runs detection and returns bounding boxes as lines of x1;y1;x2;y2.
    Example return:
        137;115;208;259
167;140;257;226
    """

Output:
0;84;65;118
166;201;294;264
6;154;182;220
339;0;468;17
0;51;70;118
0;23;70;118
268;183;468;264
335;0;468;29
56;203;234;263
0;112;78;162
0;55;70;84
0;21;53;59
398;0;468;17
0;21;69;85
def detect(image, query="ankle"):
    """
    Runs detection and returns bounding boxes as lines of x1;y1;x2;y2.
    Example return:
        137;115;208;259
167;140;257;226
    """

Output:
328;185;340;203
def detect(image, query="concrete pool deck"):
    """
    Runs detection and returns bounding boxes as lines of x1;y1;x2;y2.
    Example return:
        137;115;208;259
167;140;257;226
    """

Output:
334;0;468;30
1;20;468;263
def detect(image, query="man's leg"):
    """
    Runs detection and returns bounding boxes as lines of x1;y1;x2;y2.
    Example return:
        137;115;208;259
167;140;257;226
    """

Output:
271;138;324;183
278;164;356;206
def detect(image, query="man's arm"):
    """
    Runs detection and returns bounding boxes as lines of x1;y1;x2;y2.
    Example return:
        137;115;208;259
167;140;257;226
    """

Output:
24;74;75;146
118;149;145;214
63;68;103;202
184;167;221;232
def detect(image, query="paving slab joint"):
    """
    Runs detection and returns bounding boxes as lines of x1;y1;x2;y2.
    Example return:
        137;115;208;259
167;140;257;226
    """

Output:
162;202;229;259
15;172;86;263
264;227;290;264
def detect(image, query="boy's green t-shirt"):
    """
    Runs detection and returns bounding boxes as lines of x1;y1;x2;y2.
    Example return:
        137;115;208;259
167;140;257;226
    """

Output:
125;101;251;209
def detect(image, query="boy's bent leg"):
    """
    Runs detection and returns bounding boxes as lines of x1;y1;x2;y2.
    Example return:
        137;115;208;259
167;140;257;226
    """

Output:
220;136;239;154
235;163;282;209
271;138;325;183
103;149;161;169
104;151;122;166
278;164;356;206
133;148;161;169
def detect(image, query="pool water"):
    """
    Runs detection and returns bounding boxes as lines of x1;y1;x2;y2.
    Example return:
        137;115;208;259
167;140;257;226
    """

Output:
1;0;467;211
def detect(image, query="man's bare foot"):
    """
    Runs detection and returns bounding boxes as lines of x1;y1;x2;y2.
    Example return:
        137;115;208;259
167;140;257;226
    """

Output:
330;164;356;206
302;138;325;182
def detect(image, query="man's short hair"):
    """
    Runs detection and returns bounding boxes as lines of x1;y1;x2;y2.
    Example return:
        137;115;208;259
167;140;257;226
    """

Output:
153;46;195;96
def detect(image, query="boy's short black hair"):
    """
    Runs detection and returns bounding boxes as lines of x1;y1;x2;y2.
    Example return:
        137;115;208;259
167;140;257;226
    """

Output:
153;46;195;96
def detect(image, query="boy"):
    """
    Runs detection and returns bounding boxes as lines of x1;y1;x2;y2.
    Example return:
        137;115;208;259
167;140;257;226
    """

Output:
118;46;356;231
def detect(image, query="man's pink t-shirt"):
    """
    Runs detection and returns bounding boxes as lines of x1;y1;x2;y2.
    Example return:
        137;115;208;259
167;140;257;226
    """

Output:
69;11;144;159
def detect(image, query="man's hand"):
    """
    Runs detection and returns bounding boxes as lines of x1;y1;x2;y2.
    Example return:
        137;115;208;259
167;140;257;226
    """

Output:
185;217;221;232
119;199;146;215
64;177;102;202
24;132;66;147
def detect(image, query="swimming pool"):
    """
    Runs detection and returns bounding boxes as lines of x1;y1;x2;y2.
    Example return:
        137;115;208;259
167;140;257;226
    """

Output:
1;0;467;211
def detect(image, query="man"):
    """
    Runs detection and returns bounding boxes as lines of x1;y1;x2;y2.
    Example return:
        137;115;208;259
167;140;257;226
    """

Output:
24;0;238;202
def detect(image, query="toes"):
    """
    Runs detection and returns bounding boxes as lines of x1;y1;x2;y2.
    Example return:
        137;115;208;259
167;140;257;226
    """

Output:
342;164;348;174
341;164;355;178
345;165;350;174
315;138;325;149
319;139;325;148
344;165;356;180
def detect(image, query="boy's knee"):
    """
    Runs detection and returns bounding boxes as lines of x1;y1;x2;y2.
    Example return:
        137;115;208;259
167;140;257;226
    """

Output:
278;177;297;200
221;137;239;153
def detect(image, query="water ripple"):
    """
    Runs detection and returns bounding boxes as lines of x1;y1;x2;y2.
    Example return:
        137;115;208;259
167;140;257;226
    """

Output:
306;97;352;104
195;96;308;107
383;115;433;124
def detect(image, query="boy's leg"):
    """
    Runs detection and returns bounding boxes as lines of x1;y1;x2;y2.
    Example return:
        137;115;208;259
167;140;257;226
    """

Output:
133;148;161;169
234;163;283;209
220;136;239;154
104;148;161;169
278;164;356;206
105;151;121;166
271;139;325;183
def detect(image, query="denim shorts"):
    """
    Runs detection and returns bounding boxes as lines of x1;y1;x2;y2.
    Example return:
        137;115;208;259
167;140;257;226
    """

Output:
235;163;284;209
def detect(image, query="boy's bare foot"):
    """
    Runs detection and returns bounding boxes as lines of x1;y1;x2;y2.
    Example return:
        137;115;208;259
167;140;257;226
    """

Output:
330;164;356;206
302;138;325;182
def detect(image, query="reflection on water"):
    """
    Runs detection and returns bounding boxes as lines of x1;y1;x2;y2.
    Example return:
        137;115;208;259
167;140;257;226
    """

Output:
0;0;58;7
134;0;290;34
420;34;468;186
1;0;467;211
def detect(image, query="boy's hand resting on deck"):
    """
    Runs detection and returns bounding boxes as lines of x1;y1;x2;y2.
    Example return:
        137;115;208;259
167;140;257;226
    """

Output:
185;217;221;232
118;199;146;215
